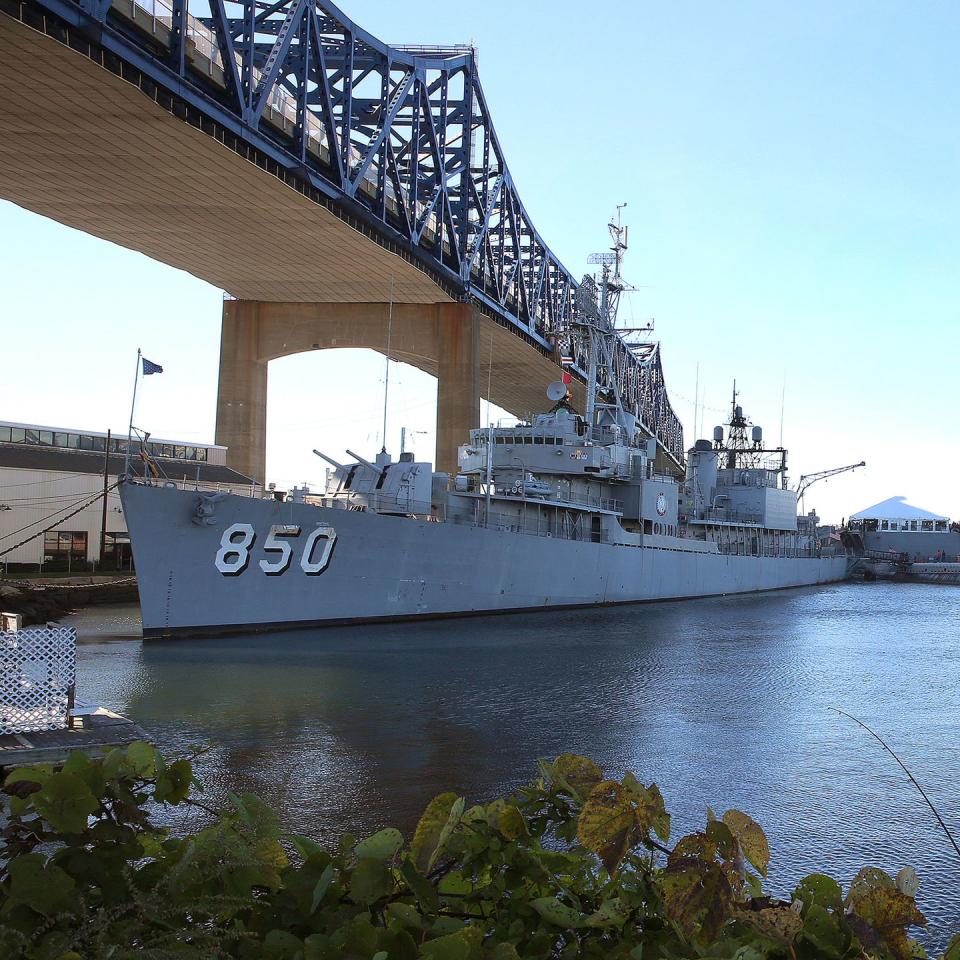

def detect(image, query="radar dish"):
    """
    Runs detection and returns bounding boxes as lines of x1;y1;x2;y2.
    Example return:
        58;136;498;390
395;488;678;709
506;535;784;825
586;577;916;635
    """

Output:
546;381;568;403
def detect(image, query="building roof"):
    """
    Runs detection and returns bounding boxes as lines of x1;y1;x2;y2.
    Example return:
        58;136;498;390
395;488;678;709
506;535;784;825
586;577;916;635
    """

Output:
0;444;254;486
850;496;949;522
0;420;226;451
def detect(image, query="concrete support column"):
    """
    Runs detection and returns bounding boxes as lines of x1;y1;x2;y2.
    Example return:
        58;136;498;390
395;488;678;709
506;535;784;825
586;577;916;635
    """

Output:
215;300;268;483
436;303;480;475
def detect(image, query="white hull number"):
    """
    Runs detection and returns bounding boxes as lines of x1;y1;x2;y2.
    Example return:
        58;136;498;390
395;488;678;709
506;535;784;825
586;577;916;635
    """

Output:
214;523;337;577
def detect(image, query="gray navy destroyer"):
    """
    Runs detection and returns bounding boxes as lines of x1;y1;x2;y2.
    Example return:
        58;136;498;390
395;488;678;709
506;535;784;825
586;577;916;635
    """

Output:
121;224;851;638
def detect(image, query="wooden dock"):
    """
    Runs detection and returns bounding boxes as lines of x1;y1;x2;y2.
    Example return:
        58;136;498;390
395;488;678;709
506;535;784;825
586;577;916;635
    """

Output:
0;708;148;768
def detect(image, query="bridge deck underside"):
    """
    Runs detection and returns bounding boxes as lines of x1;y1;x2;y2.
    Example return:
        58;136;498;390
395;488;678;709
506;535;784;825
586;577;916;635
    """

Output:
0;12;569;417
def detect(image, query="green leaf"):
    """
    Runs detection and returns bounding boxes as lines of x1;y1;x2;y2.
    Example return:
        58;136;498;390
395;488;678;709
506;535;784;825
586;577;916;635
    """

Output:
32;772;99;834
154;758;192;805
722;809;769;877
350;858;393;905
419;925;481;960
355;827;404;862
125;740;158;777
705;819;737;861
61;751;105;797
577;780;637;876
585;897;629;928
411;793;461;873
4;764;54;788
401;857;440;913
531;897;585;928
264;929;304;959
793;873;843;912
287;833;326;861
437;870;472;896
801;904;851;959
386;901;423;930
311;863;336;913
6;854;77;918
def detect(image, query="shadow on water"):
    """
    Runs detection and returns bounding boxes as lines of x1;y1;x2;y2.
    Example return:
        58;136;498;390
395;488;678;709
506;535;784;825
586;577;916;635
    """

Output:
71;583;960;948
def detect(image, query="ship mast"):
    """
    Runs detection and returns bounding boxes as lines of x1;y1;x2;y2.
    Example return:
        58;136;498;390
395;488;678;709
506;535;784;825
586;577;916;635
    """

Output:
584;207;635;434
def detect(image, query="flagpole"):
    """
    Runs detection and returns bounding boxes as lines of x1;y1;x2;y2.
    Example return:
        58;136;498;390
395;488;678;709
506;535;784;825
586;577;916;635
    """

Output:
123;349;141;478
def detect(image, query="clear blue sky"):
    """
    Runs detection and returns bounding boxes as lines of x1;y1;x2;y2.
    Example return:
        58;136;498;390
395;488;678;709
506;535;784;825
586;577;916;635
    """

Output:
3;0;959;521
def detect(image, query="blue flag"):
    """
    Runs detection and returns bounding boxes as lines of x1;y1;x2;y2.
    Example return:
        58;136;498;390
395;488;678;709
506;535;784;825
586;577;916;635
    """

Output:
142;357;163;375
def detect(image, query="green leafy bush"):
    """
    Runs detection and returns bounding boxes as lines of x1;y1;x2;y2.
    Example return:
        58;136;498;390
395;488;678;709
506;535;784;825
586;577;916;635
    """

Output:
0;743;955;959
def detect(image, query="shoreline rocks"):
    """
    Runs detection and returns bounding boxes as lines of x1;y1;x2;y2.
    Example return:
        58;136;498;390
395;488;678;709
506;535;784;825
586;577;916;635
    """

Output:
0;579;139;626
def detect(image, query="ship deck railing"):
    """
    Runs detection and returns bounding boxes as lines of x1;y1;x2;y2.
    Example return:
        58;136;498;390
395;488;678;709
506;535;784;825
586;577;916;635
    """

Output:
135;477;265;497
314;492;617;544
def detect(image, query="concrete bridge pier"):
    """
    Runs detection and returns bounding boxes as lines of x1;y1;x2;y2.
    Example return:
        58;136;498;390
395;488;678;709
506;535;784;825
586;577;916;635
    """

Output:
215;299;481;483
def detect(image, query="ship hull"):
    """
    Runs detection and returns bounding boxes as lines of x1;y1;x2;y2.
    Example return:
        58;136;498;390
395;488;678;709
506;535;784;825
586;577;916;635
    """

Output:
122;482;851;638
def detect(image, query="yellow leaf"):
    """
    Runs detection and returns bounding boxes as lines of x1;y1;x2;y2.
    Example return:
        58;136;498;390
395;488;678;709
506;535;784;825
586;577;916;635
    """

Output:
497;805;527;841
733;905;802;944
411;793;460;874
722;809;770;877
577;781;637;876
622;775;670;841
669;832;717;865
552;754;603;800
662;856;735;947
849;884;926;960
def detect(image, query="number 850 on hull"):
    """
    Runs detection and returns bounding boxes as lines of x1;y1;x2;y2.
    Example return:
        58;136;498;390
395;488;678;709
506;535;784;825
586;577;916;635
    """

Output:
214;522;337;577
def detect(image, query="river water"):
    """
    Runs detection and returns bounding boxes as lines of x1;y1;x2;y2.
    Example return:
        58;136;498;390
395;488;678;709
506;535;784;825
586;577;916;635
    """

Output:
66;582;960;947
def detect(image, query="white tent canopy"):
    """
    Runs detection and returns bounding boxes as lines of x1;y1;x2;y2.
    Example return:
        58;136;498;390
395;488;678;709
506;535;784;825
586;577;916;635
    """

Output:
850;496;949;523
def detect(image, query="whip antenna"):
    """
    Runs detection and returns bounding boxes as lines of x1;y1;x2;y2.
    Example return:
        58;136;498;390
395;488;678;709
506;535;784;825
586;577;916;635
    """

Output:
381;279;394;453
830;707;960;862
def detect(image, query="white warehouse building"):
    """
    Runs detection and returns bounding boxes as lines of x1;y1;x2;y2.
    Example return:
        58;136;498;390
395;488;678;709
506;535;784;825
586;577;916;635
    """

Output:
0;421;258;571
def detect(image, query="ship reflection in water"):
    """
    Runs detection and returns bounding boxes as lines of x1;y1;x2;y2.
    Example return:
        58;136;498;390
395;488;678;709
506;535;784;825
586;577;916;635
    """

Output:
70;582;960;948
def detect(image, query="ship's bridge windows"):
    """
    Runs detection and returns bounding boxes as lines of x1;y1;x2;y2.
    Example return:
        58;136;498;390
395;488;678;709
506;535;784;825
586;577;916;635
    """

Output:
881;520;889;530
534;436;543;444
921;521;934;531
910;521;918;531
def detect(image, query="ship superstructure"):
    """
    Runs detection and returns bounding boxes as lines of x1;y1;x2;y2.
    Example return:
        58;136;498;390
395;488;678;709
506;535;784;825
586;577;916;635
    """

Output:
120;219;851;638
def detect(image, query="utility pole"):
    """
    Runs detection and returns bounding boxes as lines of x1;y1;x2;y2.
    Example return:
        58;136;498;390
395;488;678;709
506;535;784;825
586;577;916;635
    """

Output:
99;429;111;570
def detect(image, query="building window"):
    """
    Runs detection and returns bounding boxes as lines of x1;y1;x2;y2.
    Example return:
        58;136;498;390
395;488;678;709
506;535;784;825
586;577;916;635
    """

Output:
196;448;207;462
43;531;88;562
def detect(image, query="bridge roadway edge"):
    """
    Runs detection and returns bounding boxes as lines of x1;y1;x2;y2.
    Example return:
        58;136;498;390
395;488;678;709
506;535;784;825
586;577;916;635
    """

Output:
0;3;578;480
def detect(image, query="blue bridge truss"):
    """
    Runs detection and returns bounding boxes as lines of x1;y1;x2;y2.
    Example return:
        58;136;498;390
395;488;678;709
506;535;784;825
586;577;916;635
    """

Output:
4;0;685;464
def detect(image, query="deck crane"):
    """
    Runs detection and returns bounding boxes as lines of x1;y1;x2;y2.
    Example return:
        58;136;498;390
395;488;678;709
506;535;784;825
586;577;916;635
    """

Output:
795;461;866;509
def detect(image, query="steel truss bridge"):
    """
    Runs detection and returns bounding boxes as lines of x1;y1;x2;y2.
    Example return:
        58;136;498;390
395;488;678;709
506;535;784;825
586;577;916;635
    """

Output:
2;0;685;465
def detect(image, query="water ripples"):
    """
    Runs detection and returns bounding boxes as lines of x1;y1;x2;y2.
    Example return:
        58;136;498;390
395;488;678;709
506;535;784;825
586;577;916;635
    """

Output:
72;582;960;948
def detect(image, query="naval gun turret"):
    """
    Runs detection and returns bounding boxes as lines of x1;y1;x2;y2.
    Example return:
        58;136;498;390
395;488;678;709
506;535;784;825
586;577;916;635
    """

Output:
313;447;435;516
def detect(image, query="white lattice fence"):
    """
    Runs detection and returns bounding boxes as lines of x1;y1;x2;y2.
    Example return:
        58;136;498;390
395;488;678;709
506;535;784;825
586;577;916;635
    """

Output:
0;625;76;735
